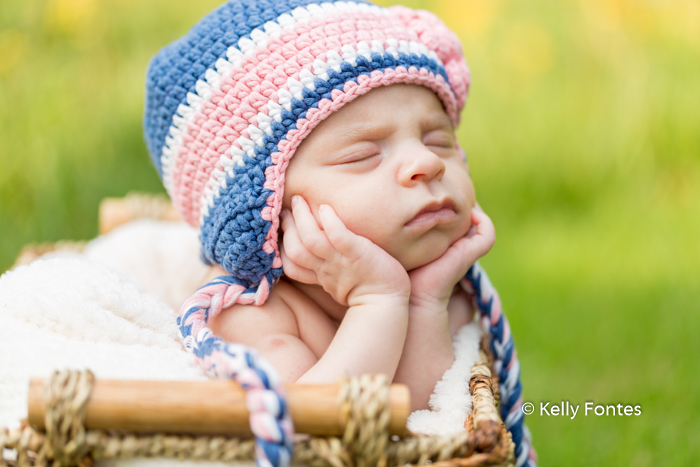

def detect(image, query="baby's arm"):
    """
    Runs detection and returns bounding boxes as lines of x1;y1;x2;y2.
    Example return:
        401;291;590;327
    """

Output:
281;196;411;383
394;209;495;411
208;285;409;383
212;196;411;384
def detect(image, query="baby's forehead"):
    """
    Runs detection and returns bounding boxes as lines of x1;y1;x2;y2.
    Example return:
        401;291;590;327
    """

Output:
334;111;452;143
292;84;455;163
321;94;451;139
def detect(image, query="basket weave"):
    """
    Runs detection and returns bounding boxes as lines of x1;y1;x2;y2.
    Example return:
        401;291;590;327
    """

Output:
0;355;513;467
1;193;515;467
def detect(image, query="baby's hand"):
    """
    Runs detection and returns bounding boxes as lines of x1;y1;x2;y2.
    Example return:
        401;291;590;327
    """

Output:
407;207;495;311
280;196;410;306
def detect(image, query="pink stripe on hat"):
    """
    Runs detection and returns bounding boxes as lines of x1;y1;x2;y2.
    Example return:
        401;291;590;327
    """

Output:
257;66;456;274
167;5;468;227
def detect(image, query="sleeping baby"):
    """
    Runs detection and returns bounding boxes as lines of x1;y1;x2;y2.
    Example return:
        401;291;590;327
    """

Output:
202;83;495;412
143;0;493;421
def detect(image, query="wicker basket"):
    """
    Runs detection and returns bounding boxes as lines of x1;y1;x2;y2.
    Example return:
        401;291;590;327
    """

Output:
1;193;515;467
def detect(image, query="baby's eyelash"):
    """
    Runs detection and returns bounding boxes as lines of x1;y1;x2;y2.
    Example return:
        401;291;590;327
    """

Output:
347;154;378;164
427;142;453;148
424;133;454;148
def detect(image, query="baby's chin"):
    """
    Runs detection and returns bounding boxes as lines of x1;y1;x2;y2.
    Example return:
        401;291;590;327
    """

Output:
396;214;476;271
393;236;453;272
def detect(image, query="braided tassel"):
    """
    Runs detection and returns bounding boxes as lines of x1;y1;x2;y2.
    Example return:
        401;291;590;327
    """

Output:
181;266;536;467
178;275;294;467
462;262;537;467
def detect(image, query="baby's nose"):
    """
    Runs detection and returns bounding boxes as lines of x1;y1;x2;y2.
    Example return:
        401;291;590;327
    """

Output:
400;143;446;185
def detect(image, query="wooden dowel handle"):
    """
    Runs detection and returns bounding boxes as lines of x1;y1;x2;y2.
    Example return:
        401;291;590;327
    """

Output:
28;379;409;437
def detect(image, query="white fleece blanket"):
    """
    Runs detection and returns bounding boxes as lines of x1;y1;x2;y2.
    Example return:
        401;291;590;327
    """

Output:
0;220;482;465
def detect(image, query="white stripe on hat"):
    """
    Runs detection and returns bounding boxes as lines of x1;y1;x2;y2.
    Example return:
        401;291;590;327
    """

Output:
160;1;387;196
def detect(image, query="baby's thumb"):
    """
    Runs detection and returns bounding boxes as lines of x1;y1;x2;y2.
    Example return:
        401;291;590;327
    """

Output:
471;209;496;244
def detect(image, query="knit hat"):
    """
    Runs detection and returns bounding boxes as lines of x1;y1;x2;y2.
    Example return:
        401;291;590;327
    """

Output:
143;2;535;466
144;0;470;304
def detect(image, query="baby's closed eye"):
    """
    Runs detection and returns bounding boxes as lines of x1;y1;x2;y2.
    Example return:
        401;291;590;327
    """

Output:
423;131;455;149
346;153;380;164
334;143;381;165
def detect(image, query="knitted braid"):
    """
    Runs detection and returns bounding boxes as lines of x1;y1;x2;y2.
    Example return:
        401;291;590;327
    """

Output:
144;2;537;466
461;262;537;467
178;275;294;467
144;1;470;290
178;264;539;467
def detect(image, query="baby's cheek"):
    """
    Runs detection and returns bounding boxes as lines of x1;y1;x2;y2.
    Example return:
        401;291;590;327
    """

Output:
350;215;395;250
440;211;472;249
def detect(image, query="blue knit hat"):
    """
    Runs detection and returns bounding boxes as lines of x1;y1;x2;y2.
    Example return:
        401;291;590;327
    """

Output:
142;2;535;466
143;0;471;305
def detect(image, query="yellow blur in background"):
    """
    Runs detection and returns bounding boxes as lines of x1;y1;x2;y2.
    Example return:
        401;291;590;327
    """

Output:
1;1;698;464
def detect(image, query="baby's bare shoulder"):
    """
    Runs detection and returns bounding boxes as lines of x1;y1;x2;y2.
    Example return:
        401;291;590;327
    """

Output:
202;267;335;360
206;275;300;346
204;273;333;381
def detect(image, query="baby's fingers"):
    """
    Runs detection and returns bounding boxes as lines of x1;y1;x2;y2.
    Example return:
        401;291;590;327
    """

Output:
464;209;496;257
281;209;324;273
471;209;495;243
279;241;318;285
291;196;335;261
317;204;364;257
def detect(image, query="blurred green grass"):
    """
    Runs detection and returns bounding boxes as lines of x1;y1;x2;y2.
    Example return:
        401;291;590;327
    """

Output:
1;0;699;464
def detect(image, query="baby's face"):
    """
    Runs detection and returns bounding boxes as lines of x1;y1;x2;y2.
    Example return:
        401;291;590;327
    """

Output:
282;84;476;271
